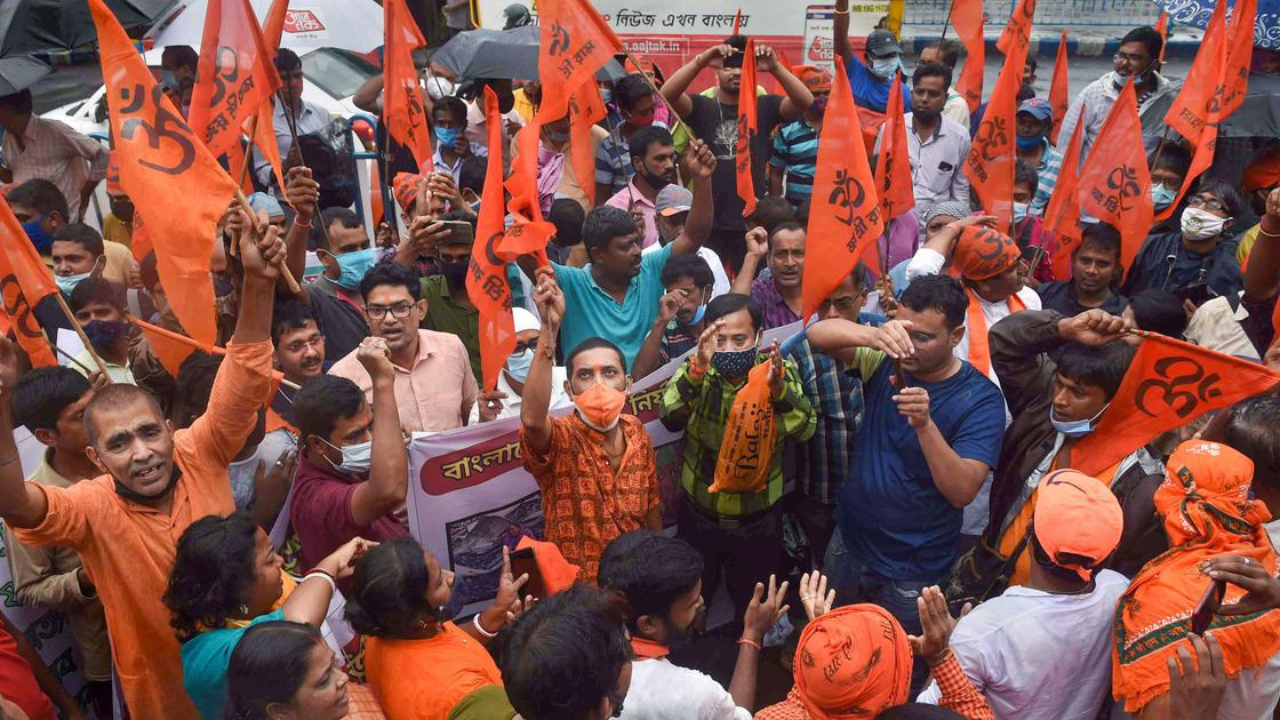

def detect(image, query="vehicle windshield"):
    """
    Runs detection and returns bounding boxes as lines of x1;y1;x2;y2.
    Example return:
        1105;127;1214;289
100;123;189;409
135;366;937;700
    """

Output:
301;49;376;100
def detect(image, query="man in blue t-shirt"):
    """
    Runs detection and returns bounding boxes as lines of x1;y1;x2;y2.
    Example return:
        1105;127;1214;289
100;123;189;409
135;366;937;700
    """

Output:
808;274;1005;685
833;9;909;114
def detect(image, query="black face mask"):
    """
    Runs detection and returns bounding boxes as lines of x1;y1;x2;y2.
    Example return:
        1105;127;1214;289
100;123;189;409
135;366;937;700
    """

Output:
113;466;181;504
84;319;131;350
440;260;469;291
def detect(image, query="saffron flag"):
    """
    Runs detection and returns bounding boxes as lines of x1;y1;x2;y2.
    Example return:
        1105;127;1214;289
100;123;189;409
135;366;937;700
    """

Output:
737;38;759;217
134;317;225;376
1155;11;1169;63
498;124;555;262
1048;30;1069;145
569;81;607;206
995;0;1037;56
1045;118;1085;281
467;88;517;392
0;198;57;367
1164;0;1230;148
383;0;433;175
1078;80;1153;272
188;0;282;162
950;0;985;114
262;0;289;54
1071;333;1280;476
800;61;884;322
874;70;914;221
90;0;239;348
534;0;624;118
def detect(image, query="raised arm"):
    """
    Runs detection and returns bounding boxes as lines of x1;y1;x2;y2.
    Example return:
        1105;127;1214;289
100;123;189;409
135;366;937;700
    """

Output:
520;270;566;453
632;291;682;381
833;0;853;64
755;45;813;120
731;227;769;296
662;44;735;120
283;536;377;625
353;73;385;115
235;210;286;344
283;167;320;288
0;338;49;528
1244;188;1280;302
349;337;408;527
670;139;717;256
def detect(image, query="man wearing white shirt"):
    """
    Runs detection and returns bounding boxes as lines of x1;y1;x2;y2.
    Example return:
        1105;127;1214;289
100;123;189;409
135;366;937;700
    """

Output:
469;307;572;423
905;63;971;223
641;184;730;298
255;49;333;190
917;468;1129;719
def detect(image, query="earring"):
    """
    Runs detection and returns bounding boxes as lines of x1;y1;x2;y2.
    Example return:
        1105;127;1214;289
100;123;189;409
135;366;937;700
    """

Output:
238;603;249;617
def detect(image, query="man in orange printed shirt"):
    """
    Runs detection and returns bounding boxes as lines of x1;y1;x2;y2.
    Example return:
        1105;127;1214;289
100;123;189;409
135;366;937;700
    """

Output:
0;215;285;718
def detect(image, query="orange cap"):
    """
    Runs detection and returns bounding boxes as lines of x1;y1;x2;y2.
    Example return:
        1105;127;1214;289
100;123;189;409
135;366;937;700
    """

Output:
1033;469;1123;581
393;172;424;214
952;224;1021;281
624;55;655;74
792;65;833;93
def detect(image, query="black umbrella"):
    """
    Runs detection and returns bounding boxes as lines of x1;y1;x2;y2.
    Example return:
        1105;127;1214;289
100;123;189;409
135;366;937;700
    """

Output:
1220;73;1280;139
433;24;626;83
0;0;172;57
0;56;52;95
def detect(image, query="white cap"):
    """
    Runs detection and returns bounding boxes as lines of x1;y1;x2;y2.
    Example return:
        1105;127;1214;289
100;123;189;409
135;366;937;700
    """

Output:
512;307;540;333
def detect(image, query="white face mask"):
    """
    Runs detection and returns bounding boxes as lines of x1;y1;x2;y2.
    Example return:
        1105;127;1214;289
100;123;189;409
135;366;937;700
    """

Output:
1180;207;1231;241
321;438;372;474
870;56;900;79
425;75;456;100
1013;202;1030;224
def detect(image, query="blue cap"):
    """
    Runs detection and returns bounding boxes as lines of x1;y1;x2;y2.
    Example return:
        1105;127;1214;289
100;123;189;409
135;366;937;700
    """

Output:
1017;98;1053;121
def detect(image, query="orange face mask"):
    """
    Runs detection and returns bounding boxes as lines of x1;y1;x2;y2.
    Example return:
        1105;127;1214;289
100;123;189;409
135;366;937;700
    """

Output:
573;382;628;431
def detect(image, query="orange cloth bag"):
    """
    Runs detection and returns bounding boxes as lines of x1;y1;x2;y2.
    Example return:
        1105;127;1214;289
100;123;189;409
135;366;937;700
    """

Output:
710;362;776;493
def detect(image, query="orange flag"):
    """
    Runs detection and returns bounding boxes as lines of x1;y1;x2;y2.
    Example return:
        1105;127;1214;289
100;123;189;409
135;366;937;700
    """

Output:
225;139;257;195
262;0;289;54
1164;0;1229;148
188;0;282;162
383;0;433;175
499;124;555;262
1078;79;1153;272
950;0;985;114
91;0;238;348
467;88;517;393
134;317;225;376
534;0;623;118
801;61;884;322
0;198;57;367
995;0;1037;55
1155;11;1169;63
1070;333;1280;476
966;0;1033;235
1045;118;1085;281
569;81;607;206
736;38;759;217
1048;30;1069;145
874;69;913;221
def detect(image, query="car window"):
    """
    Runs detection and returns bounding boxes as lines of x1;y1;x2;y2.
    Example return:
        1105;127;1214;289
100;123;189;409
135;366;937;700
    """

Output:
301;49;376;101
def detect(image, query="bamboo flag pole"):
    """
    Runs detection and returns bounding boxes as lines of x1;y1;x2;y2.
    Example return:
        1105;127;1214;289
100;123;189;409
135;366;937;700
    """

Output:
52;293;113;380
232;187;303;295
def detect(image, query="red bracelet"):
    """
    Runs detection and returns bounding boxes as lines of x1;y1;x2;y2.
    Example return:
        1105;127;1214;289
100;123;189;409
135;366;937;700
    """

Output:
689;362;707;379
737;637;762;651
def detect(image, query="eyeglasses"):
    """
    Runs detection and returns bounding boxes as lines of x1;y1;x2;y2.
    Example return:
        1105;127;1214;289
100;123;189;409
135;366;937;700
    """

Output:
817;297;862;312
1112;51;1150;65
512;339;539;355
366;303;416;320
607;691;626;718
1187;195;1229;213
281;335;325;354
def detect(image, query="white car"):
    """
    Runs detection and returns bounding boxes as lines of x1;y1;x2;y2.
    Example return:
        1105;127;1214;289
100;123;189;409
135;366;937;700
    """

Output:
41;46;376;138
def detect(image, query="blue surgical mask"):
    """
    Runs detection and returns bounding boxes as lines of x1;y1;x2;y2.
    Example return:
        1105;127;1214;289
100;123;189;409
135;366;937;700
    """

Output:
686;303;707;327
321;438;372;474
55;271;93;296
332;247;377;291
1152;182;1178;210
434;126;460;147
506;347;534;383
1015;134;1043;151
20;218;53;255
600;87;613;104
711;345;757;377
1013;202;1030;225
1050;404;1109;439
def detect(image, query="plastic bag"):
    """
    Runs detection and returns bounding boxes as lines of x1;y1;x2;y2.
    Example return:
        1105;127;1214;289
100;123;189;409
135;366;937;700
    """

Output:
710;362;777;494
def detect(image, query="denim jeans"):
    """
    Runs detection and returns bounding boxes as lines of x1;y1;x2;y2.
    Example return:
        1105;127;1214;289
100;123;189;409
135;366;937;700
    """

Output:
823;527;944;695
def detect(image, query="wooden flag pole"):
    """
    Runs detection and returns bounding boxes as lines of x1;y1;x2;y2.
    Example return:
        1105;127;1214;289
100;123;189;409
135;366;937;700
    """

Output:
233;187;303;295
275;89;334;249
51;343;94;374
236;114;260;191
52;293;114;380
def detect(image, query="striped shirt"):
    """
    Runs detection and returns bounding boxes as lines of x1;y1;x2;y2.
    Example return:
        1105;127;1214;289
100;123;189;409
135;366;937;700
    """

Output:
1026;139;1064;218
751;276;802;330
783;335;866;506
769;118;820;205
660;356;816;518
1;115;108;219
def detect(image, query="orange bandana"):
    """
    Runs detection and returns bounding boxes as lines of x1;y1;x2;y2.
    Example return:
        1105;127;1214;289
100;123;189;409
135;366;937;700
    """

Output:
393;171;425;213
953;224;1021;281
792;604;912;719
1113;440;1280;712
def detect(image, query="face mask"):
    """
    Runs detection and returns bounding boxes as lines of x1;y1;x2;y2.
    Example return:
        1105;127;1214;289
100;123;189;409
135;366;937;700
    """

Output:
573;382;628;432
440;260;469;289
55;271;93;296
425;76;457;101
1151;183;1178;210
1013;202;1030;225
870;56;900;79
321;438;372;474
1015;134;1043;150
332;247;377;290
20;218;53;255
684;302;707;327
600;88;613;104
711;345;758;377
506;348;534;383
1050;404;1109;439
1181;207;1231;241
83;319;131;350
627;111;655;128
809;96;829;115
160;70;178;89
434;126;460;148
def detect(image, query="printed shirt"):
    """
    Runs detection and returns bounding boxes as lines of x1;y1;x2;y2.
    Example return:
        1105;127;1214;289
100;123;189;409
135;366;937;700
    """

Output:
1;115;108;219
784;337;864;506
769;118;820;205
750;276;803;330
660;356;817;518
13;340;274;719
520;413;661;582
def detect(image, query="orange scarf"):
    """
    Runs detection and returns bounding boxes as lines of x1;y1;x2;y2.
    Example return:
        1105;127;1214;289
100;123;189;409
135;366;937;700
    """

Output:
965;287;1027;377
630;637;669;660
1113;440;1280;712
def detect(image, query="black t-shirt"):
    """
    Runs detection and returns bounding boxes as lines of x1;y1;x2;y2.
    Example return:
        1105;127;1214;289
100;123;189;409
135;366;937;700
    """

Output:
684;93;786;232
305;290;370;364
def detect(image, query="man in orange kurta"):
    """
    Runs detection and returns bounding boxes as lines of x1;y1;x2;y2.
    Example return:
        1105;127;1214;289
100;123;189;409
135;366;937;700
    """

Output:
0;220;286;718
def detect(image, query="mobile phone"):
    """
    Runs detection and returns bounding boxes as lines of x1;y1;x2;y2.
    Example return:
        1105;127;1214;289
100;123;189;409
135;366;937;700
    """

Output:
894;358;908;389
1190;579;1226;635
1175;282;1211;309
509;547;549;601
437;220;474;245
